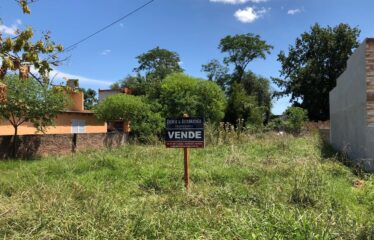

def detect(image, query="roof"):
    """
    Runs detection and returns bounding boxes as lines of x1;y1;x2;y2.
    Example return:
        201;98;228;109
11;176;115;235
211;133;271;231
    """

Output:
60;110;95;115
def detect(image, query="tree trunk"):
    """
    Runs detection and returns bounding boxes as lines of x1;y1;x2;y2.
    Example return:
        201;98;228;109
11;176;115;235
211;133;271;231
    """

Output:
12;126;18;158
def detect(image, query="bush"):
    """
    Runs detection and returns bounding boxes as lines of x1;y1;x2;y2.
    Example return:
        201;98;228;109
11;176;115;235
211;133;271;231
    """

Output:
159;73;226;122
94;94;163;142
268;107;308;135
284;107;308;134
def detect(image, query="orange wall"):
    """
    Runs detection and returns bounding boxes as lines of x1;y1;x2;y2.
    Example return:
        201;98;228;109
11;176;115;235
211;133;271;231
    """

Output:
68;92;84;111
0;112;107;136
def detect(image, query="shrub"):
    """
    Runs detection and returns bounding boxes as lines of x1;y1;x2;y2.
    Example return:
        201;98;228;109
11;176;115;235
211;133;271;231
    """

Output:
159;73;226;122
94;94;163;142
268;107;308;135
284;107;308;134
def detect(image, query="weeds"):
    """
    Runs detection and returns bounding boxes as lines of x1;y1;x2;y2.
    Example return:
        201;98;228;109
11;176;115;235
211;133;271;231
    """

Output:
0;133;373;239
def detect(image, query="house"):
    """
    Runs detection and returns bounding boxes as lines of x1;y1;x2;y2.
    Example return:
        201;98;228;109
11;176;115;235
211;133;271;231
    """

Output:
0;80;107;136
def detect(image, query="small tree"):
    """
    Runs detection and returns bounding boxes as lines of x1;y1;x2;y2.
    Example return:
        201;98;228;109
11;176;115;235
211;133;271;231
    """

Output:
159;73;226;122
0;75;67;155
94;94;163;141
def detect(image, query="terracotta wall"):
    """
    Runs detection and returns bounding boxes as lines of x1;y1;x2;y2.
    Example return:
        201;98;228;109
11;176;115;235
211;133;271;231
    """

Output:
0;112;107;136
367;39;374;126
68;92;84;111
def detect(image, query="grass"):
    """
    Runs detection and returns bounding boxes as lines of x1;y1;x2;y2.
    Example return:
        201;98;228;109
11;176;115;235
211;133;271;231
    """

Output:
1;133;374;239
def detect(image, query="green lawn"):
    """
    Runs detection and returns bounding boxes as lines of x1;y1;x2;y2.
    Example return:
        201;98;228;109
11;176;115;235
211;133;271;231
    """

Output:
1;133;374;239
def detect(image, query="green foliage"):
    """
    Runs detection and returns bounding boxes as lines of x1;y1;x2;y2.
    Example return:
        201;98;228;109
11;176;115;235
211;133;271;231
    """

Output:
159;73;226;122
0;75;67;135
268;107;308;134
134;47;183;81
273;23;360;121
94;94;163;141
81;88;98;110
284;107;308;134
219;33;273;81
0;28;64;84
242;71;272;123
203;34;273;126
225;81;267;126
0;134;373;239
201;59;230;92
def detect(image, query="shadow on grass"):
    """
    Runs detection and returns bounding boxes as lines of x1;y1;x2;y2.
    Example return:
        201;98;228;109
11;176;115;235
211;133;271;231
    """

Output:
319;135;370;178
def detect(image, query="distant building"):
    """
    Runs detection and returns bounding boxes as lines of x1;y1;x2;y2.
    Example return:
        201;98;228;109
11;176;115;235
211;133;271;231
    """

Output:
98;87;132;102
0;80;107;136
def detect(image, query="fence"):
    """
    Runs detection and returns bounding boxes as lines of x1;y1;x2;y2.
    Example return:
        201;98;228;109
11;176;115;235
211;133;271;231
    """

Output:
0;132;128;159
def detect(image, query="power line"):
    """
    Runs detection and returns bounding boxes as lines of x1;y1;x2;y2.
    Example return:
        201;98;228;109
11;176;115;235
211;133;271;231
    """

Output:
65;0;155;51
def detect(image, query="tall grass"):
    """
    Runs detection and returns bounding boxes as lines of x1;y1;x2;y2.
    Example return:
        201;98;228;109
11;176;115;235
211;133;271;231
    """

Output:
0;133;374;239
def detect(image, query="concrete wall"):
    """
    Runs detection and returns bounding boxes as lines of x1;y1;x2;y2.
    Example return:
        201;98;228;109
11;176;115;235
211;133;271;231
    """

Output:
0;112;107;136
330;38;374;170
0;132;128;159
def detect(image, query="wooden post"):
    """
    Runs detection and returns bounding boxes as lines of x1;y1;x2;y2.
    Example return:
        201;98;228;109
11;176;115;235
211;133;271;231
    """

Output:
182;113;190;191
184;147;190;191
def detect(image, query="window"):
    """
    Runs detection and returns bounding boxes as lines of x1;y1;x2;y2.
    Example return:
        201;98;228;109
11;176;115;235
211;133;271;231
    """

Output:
71;119;86;134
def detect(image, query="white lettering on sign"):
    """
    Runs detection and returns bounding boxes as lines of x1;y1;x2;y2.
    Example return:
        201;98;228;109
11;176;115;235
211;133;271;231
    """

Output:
168;131;203;139
168;131;175;139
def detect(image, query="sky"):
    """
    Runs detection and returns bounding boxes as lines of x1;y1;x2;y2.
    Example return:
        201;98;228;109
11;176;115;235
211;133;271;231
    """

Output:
1;0;374;114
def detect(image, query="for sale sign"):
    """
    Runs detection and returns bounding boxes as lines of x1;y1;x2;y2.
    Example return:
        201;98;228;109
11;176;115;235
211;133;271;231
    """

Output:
165;117;204;148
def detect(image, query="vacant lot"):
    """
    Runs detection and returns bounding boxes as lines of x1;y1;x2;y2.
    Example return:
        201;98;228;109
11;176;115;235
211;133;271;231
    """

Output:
1;133;374;239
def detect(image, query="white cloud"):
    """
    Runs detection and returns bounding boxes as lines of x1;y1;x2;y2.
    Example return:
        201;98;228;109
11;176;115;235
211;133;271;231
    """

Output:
210;0;268;4
0;19;22;36
234;7;269;23
27;67;112;87
101;49;111;56
287;8;301;15
49;70;113;87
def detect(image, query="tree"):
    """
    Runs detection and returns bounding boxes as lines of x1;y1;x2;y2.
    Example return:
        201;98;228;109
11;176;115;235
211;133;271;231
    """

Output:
273;23;360;121
94;94;163;141
219;33;273;82
159;73;226;122
0;0;64;84
110;75;147;96
242;71;272;123
134;47;183;81
81;88;98;110
0;75;67;155
201;59;230;92
224;82;264;126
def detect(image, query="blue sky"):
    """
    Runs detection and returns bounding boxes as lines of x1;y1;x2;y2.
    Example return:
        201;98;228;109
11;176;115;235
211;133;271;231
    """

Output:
1;0;374;114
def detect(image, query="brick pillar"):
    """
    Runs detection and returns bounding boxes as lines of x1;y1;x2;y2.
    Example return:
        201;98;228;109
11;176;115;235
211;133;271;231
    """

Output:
366;38;374;126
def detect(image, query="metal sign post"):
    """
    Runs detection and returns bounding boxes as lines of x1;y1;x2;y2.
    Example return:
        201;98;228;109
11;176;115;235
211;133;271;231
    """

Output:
165;114;204;191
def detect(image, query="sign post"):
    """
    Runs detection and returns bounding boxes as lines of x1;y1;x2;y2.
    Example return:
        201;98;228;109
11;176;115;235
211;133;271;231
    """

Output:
184;146;190;191
165;114;204;191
